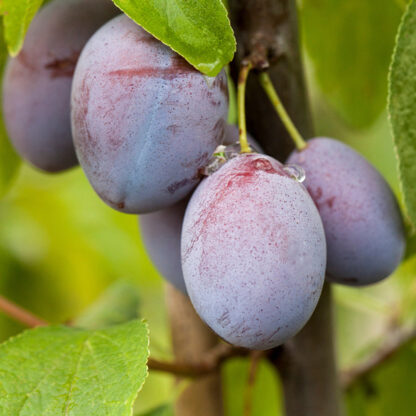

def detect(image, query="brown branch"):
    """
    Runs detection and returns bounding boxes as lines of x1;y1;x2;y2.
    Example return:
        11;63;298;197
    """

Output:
230;1;341;415
342;327;416;391
229;0;313;160
0;295;48;328
148;343;249;377
165;284;224;416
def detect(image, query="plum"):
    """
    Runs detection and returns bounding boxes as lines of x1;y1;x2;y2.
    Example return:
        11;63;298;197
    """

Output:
287;137;405;286
181;153;326;350
139;198;188;294
2;0;119;172
71;14;228;214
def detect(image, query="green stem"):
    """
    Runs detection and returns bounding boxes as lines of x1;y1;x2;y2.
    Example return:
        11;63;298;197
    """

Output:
258;72;307;151
238;62;253;154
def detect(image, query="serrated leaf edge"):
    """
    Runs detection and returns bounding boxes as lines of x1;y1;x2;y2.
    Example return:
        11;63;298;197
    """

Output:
387;0;415;230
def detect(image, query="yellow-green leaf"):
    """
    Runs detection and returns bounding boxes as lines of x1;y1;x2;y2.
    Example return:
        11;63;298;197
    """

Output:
0;0;44;56
0;320;149;415
389;0;416;228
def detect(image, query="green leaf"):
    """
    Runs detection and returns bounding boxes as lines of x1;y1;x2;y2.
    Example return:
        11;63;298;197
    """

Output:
0;0;44;56
389;0;416;229
75;281;141;330
0;320;149;415
0;120;20;198
136;404;174;416
223;357;283;416
346;342;416;416
111;0;235;77
301;0;402;128
0;23;20;198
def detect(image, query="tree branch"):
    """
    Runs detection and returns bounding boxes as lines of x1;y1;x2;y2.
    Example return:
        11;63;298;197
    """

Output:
0;295;48;328
148;343;249;377
342;326;416;391
229;0;313;159
229;1;341;415
165;284;224;416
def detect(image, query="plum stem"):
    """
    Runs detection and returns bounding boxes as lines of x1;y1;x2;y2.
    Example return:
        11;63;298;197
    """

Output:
238;61;253;154
243;350;264;416
258;72;307;151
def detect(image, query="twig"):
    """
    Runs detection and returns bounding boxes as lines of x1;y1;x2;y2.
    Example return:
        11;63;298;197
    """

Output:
0;295;48;328
148;343;249;377
243;350;263;416
342;327;416;390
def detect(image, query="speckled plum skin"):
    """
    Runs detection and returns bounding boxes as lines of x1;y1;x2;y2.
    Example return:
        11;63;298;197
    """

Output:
181;154;326;350
71;15;228;214
138;125;259;294
139;199;188;294
287;137;405;286
2;0;119;172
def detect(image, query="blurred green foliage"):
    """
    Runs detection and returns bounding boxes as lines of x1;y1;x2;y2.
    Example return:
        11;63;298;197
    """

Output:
300;0;402;128
0;0;416;414
0;24;20;198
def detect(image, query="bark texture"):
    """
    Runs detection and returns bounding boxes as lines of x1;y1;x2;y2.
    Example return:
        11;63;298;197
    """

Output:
165;284;223;416
229;0;313;159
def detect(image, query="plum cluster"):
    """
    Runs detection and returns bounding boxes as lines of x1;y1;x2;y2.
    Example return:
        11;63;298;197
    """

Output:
2;0;405;350
3;0;119;172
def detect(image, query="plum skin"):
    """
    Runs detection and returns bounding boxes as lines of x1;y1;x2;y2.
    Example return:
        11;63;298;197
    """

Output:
71;14;229;214
139;198;188;294
181;153;326;350
287;137;405;286
139;125;261;294
2;0;119;172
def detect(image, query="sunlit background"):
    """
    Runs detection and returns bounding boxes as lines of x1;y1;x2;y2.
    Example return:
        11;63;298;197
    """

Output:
0;0;415;414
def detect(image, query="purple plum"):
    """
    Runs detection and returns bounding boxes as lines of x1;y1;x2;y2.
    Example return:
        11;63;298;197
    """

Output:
181;153;326;349
287;137;405;286
2;0;119;172
139;199;188;294
71;15;228;214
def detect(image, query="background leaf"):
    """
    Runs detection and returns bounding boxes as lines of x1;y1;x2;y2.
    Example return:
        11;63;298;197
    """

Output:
0;0;44;56
346;343;416;416
223;357;283;416
0;24;20;198
301;0;402;128
389;0;416;229
75;280;141;330
111;0;235;76
0;320;149;415
136;404;174;416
